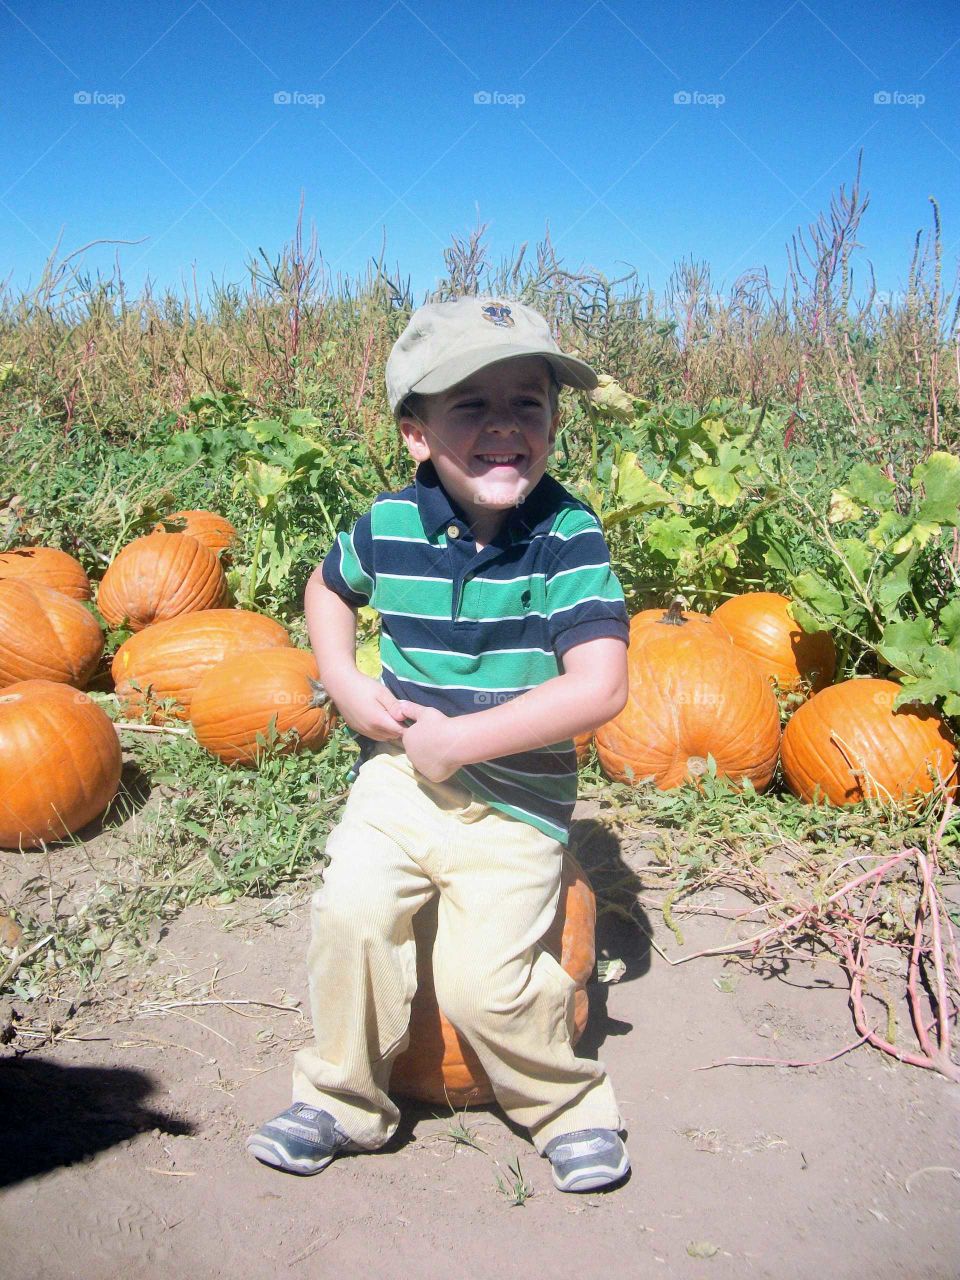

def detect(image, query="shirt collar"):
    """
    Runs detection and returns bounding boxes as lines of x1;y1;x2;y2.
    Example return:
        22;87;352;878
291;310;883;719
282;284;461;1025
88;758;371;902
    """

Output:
414;460;567;543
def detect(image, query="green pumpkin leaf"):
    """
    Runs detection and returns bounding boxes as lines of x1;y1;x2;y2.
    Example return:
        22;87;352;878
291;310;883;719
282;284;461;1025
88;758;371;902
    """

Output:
878;618;936;677
790;570;845;624
891;520;944;554
693;463;741;507
836;537;873;581
939;598;960;646
913;451;960;526
843;462;896;511
828;489;864;524
612;453;674;510
244;460;288;503
590;374;637;422
867;510;909;550
646;514;700;560
894;645;960;712
875;547;918;618
355;637;382;678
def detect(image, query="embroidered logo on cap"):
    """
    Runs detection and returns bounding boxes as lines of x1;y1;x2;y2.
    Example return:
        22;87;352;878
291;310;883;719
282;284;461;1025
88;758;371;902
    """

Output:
481;302;515;328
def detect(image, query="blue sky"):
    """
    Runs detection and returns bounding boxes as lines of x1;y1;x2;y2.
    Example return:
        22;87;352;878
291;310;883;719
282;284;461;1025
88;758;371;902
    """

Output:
3;1;958;304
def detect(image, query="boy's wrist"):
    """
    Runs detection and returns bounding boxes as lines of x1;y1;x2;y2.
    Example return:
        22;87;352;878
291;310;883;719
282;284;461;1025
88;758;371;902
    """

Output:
317;659;366;702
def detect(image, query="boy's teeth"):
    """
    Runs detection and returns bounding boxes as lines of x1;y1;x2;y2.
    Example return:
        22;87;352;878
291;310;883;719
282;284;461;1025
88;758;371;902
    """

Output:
480;453;519;463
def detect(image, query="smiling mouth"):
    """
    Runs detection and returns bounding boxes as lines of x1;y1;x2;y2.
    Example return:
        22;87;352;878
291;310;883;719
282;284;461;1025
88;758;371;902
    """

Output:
476;452;524;466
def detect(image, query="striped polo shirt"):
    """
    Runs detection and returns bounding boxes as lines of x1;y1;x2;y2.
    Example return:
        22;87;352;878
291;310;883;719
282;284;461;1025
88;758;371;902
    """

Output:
321;460;629;843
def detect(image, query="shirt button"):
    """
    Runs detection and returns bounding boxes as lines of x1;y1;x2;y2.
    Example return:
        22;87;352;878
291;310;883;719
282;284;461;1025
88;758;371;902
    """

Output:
446;524;460;539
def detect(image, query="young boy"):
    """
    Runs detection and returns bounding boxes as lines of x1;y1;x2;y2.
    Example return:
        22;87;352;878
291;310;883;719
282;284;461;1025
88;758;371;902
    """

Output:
247;297;631;1193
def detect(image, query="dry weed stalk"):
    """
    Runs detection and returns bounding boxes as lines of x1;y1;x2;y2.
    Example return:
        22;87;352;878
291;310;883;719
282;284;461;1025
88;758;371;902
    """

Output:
651;796;959;1084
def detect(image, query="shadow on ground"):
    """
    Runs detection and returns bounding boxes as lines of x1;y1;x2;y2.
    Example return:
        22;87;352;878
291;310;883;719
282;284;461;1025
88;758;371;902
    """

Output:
0;1056;194;1186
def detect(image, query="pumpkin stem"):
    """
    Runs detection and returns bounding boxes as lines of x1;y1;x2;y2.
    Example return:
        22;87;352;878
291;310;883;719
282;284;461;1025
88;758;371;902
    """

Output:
660;597;687;627
308;677;330;707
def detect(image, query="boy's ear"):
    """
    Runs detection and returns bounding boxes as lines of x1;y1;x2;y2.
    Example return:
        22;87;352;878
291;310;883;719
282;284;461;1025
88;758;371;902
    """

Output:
398;415;432;462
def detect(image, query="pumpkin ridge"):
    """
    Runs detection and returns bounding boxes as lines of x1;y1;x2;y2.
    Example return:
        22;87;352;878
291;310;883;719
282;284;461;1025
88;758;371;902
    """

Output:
175;538;220;611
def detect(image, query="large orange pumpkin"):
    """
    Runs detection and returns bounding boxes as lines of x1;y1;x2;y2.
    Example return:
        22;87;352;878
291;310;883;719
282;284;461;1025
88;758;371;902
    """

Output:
0;547;91;601
712;591;835;693
113;609;291;722
0;680;122;848
97;533;228;631
153;510;239;560
595;602;781;791
390;855;595;1106
190;648;334;763
0;580;103;689
781;678;957;805
574;730;593;764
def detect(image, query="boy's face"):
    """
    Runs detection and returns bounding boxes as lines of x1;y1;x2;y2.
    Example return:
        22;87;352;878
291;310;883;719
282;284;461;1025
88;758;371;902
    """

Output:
399;356;559;538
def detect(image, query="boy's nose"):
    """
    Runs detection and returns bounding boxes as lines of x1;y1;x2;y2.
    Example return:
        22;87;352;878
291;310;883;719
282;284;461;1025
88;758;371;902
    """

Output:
482;411;522;434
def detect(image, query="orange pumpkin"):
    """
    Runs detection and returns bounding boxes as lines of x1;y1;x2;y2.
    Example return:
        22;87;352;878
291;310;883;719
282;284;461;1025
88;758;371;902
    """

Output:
0;547;91;601
190;648;334;763
390;855;595;1105
0;680;122;848
153;510;239;560
595;601;781;791
0;580;103;689
97;533;228;631
574;730;593;764
113;608;291;722
781;678;957;805
712;591;835;693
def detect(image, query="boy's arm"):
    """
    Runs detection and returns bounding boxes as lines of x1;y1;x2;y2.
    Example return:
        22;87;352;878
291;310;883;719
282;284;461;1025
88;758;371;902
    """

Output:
304;567;406;741
398;635;628;780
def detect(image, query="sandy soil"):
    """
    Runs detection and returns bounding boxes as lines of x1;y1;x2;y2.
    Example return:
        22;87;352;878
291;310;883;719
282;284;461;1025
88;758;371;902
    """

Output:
2;806;959;1280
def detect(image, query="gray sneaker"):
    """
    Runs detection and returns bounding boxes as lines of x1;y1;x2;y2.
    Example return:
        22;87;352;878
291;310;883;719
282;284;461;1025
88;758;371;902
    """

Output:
246;1103;357;1175
543;1128;630;1192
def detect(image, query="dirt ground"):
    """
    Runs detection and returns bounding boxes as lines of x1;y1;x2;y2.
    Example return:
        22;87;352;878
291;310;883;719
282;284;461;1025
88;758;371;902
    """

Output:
2;800;959;1280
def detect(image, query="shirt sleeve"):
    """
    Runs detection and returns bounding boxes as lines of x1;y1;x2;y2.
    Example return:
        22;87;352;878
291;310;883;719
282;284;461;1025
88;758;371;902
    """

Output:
320;511;375;607
543;509;630;658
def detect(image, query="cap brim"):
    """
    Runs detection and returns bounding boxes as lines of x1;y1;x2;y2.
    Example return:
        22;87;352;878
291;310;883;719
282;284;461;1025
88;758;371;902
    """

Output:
410;344;598;399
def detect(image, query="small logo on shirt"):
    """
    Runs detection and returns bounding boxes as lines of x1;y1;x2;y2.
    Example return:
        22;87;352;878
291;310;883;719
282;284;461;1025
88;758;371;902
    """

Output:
481;303;515;328
520;588;532;610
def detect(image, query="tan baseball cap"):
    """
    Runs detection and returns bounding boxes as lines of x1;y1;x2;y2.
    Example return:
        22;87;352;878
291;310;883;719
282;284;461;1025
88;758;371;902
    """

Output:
386;296;598;415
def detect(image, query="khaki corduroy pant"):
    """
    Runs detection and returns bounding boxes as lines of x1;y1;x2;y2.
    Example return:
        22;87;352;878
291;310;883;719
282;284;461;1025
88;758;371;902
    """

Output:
291;743;620;1152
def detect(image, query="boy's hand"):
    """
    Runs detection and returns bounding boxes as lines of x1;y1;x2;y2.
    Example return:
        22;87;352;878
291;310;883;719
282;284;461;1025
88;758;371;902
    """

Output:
331;671;407;741
397;702;463;782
